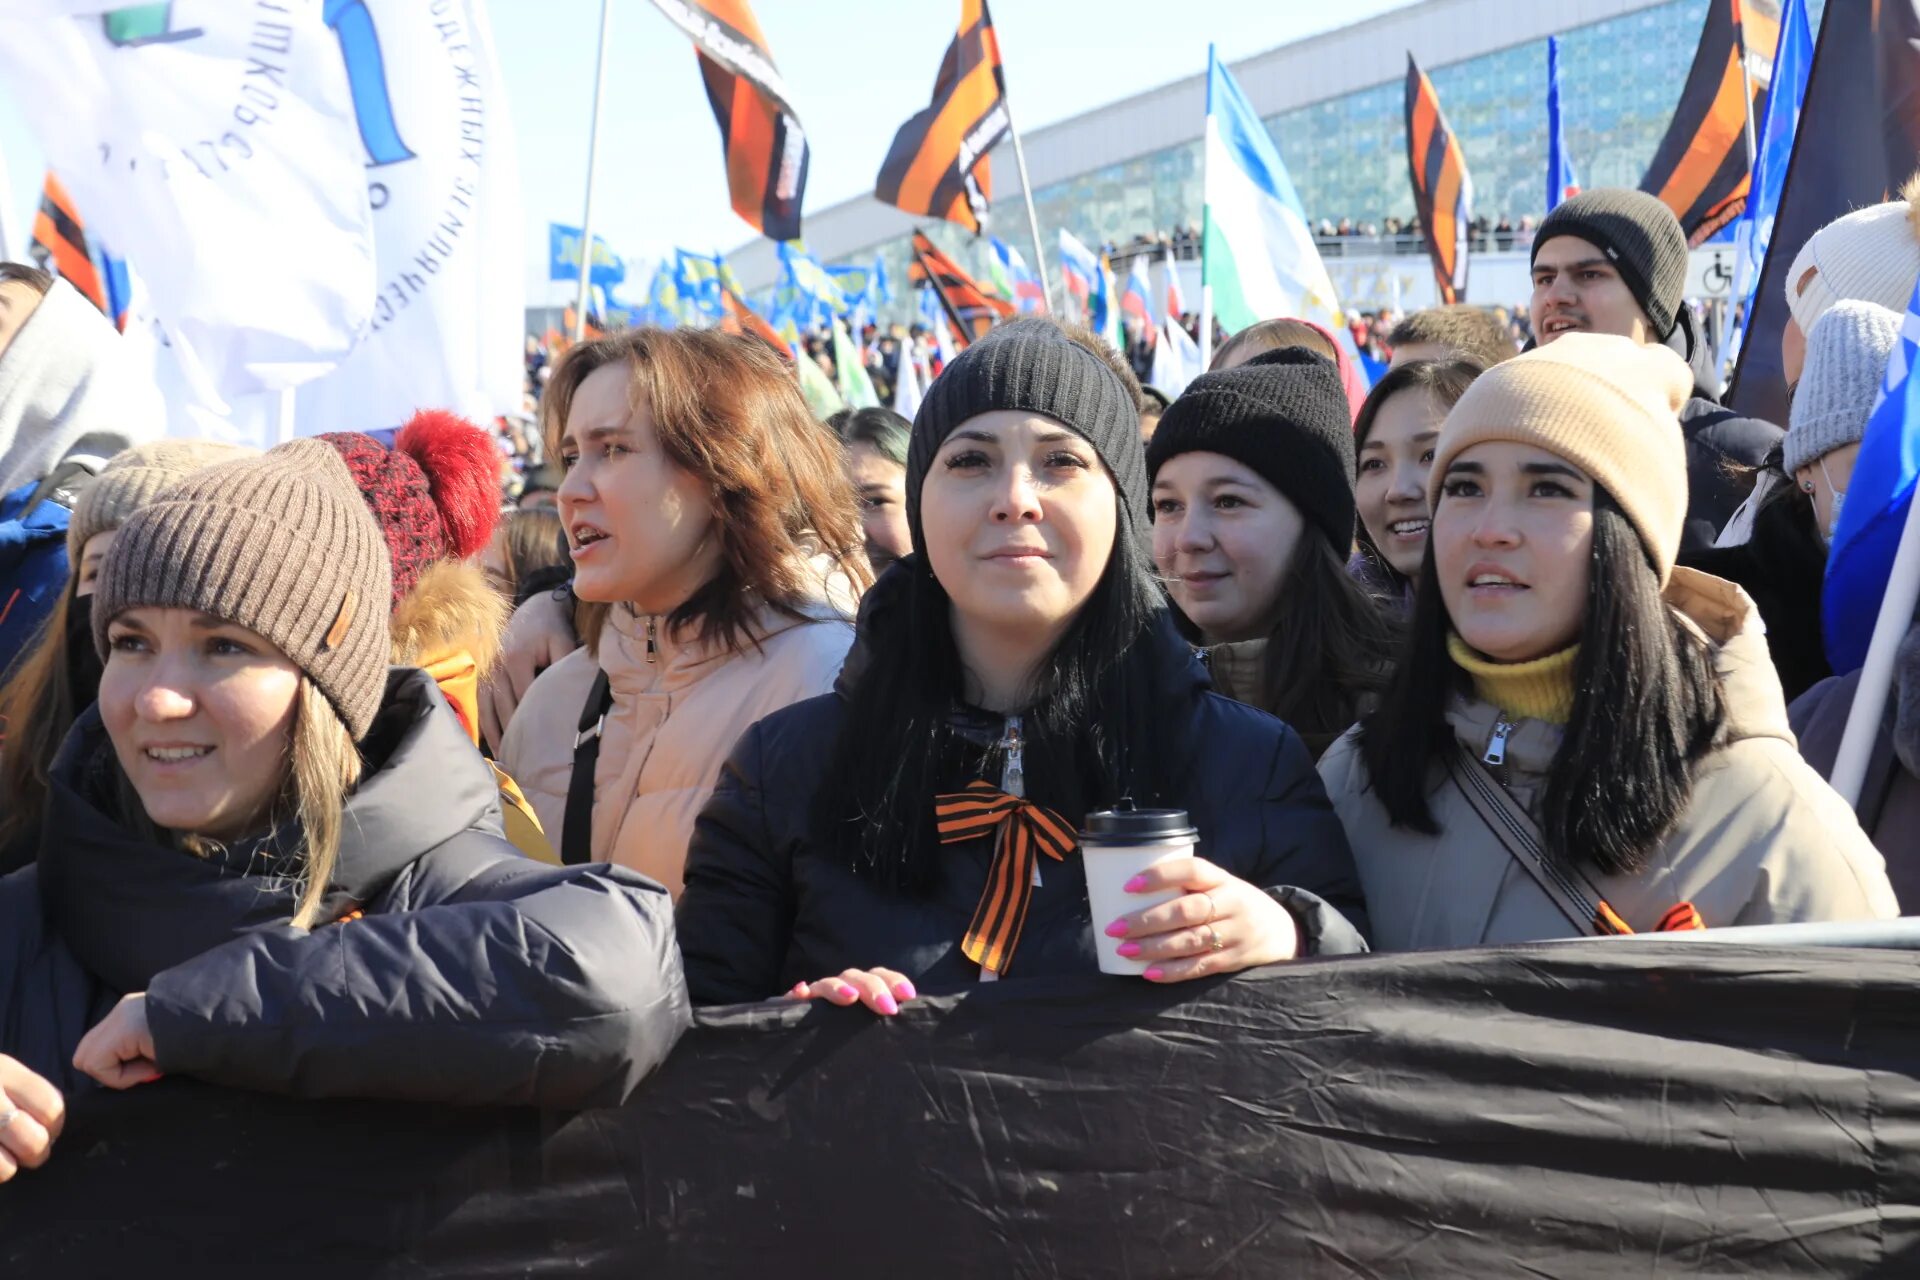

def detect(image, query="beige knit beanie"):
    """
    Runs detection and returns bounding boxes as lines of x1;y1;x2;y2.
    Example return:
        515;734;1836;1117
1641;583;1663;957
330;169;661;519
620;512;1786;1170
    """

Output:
66;439;256;561
93;438;393;740
1429;332;1692;584
1784;177;1920;341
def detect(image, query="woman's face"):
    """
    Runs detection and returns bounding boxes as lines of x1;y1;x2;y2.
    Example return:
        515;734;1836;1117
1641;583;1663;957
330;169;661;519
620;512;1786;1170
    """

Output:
1356;389;1443;578
76;531;116;598
100;607;303;841
1432;440;1594;662
844;440;912;573
1150;452;1304;643
919;410;1117;644
557;361;722;613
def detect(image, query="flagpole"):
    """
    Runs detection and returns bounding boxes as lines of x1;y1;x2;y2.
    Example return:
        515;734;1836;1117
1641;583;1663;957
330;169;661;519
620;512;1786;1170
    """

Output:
1000;98;1055;315
572;0;613;344
1198;44;1216;370
1730;0;1760;177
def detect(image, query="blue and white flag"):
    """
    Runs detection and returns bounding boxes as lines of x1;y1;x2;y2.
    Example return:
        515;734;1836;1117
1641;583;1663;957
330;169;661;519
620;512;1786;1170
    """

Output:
1823;277;1920;673
549;223;625;287
1546;37;1579;211
1728;0;1813;366
1056;228;1100;326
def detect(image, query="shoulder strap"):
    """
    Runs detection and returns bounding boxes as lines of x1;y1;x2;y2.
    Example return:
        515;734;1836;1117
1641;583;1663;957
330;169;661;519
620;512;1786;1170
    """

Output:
560;669;614;866
1445;742;1624;937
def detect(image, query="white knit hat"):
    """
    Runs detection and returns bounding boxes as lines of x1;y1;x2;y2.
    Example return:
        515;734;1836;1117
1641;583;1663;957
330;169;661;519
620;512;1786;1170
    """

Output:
1785;178;1920;340
1785;300;1902;474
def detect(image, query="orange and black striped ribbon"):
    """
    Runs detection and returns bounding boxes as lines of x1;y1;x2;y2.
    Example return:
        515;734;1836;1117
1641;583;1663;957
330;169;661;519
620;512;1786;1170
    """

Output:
30;173;107;314
1639;0;1781;245
720;285;792;361
1403;55;1471;306
909;230;1014;344
875;0;1010;233
652;0;809;241
1594;900;1707;935
935;780;1076;976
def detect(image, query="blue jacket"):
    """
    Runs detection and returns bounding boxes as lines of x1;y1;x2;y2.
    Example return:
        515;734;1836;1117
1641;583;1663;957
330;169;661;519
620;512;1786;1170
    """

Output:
0;668;691;1107
676;611;1370;1004
0;477;71;677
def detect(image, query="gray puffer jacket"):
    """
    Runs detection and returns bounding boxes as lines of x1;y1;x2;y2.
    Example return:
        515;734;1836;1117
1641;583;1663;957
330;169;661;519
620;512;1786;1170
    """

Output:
0;668;690;1108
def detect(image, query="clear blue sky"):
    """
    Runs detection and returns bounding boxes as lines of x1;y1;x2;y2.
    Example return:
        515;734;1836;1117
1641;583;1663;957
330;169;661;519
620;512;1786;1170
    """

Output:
0;0;1417;304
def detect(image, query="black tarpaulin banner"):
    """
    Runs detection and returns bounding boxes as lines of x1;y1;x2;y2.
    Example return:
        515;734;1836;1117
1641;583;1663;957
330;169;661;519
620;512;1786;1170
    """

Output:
6;941;1920;1277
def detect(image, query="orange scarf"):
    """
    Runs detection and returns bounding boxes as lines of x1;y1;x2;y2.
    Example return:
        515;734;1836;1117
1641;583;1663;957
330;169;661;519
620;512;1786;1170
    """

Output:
935;781;1077;976
419;649;481;744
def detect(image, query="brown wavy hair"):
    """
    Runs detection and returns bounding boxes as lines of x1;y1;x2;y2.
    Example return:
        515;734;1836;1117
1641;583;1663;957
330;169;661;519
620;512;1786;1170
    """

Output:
543;327;871;655
0;587;76;854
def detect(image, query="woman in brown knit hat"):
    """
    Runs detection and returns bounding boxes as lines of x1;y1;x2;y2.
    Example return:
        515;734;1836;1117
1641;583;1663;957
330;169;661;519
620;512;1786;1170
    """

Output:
0;438;687;1124
1319;334;1896;950
0;439;252;874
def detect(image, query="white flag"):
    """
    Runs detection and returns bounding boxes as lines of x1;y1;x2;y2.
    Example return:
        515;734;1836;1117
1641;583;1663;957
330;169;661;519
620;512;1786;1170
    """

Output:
893;334;923;420
0;0;377;398
288;0;525;432
1153;317;1201;399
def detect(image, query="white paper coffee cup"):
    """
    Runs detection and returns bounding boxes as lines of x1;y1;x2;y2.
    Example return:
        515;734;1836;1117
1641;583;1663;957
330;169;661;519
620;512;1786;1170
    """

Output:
1081;807;1199;976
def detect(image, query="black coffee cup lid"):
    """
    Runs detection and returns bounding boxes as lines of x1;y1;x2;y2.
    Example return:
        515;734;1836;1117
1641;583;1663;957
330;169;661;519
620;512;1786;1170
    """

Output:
1080;805;1197;844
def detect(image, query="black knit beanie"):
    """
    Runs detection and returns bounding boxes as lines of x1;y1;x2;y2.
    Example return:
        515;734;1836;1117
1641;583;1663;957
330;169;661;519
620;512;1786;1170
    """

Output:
1145;347;1357;547
1532;188;1689;340
906;318;1145;549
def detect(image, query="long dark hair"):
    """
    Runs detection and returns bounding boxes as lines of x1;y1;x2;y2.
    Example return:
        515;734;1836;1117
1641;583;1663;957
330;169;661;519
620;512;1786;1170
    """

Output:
1350;359;1482;594
1360;487;1725;877
1250;531;1400;743
813;514;1173;894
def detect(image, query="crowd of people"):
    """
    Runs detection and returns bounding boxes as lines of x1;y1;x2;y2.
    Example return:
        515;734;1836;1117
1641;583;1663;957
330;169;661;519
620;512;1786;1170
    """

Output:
0;182;1913;1185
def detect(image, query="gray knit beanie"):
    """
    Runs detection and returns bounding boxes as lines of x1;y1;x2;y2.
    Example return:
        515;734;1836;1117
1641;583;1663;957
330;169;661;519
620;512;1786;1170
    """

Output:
1533;189;1690;340
94;438;393;740
906;318;1144;549
66;439;256;561
1785;300;1902;475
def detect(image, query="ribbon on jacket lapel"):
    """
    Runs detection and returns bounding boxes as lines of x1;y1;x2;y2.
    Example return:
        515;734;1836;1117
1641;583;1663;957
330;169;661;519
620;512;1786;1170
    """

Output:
935;780;1076;975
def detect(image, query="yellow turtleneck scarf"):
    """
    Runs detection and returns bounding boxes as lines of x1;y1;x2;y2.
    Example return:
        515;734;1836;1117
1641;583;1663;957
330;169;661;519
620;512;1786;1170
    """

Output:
1447;633;1580;725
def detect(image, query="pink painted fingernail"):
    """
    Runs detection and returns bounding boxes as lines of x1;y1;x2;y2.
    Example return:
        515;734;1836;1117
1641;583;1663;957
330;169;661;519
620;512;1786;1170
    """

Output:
1116;941;1142;958
1143;967;1166;981
1123;874;1148;893
1105;919;1130;938
875;993;899;1016
836;983;859;1002
892;980;917;1000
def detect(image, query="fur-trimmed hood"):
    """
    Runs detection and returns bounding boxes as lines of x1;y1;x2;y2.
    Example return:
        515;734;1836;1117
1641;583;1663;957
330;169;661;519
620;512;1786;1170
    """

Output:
389;558;508;677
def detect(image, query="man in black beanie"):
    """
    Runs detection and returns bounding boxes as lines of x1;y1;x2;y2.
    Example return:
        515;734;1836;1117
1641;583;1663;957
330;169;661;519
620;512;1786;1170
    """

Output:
1530;187;1781;550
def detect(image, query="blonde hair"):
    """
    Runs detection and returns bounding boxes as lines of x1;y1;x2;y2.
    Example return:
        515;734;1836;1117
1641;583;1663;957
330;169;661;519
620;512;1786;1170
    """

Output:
114;676;363;930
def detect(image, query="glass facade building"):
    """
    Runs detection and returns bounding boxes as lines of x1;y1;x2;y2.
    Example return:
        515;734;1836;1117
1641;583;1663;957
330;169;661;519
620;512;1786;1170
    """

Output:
840;0;1823;319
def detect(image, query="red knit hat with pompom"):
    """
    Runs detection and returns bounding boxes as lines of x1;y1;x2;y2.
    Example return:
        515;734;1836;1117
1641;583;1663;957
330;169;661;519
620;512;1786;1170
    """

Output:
318;409;503;604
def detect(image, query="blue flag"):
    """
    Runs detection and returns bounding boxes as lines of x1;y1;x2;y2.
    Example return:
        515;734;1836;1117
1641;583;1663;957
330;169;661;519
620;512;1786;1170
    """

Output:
873;253;894;306
1729;0;1814;361
549;223;625;287
1546;37;1577;212
1823;280;1920;673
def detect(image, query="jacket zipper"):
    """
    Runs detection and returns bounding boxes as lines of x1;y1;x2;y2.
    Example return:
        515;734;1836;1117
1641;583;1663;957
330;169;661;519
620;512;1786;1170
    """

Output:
1483;714;1514;768
645;616;658;664
1000;714;1025;798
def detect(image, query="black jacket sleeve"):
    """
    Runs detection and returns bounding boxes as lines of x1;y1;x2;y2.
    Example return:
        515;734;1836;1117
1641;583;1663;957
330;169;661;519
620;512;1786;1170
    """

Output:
142;848;690;1109
1255;726;1371;955
676;721;796;1006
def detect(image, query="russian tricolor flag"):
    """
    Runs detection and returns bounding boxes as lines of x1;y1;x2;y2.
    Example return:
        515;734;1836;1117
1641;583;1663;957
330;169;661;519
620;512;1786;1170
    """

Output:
1120;255;1154;332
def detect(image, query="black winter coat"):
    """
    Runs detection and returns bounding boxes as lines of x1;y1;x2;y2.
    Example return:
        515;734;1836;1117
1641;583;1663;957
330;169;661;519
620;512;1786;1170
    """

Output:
676;617;1370;1005
0;668;690;1107
1680;479;1831;702
1669;308;1785;550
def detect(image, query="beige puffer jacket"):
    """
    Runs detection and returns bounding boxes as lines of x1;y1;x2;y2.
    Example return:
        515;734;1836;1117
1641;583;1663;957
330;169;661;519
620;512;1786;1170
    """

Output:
499;567;856;896
1318;568;1898;951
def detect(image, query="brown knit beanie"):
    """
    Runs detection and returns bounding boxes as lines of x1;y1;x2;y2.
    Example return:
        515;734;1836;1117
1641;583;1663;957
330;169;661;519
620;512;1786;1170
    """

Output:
1429;332;1692;584
93;438;393;739
66;440;257;561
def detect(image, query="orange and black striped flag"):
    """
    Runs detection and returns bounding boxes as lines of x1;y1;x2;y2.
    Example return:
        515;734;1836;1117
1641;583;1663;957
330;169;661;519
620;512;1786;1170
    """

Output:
908;230;1014;345
875;0;1011;234
1404;55;1472;305
1639;0;1781;245
719;285;793;362
29;173;106;314
649;0;809;241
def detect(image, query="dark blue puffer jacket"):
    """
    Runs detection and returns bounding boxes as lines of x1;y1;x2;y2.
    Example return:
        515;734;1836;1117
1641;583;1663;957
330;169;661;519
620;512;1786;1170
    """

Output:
0;668;690;1107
